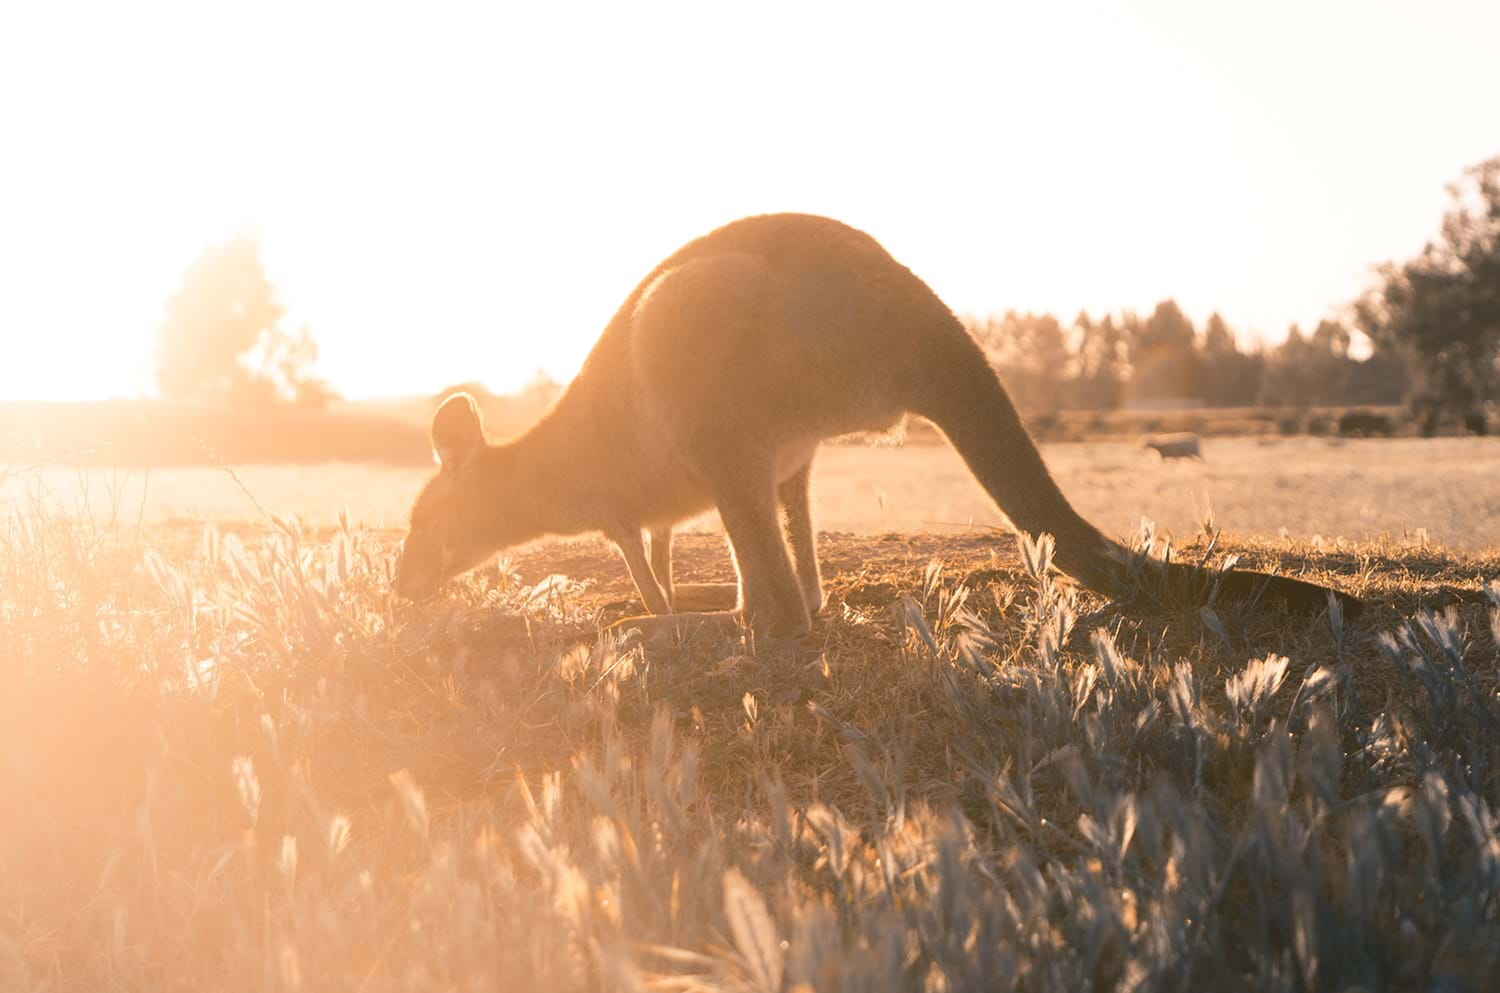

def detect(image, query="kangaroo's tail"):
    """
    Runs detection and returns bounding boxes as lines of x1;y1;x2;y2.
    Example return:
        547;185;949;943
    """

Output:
908;317;1363;617
907;321;1134;596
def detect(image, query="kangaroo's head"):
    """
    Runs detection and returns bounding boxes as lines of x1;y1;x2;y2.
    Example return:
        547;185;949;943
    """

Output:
393;392;507;599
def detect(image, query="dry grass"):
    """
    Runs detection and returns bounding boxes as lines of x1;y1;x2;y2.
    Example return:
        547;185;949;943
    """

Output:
2;471;1499;990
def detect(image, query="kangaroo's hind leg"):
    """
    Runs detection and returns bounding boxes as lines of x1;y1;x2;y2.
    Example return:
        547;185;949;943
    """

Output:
777;460;824;614
709;462;811;639
609;527;672;615
647;526;674;606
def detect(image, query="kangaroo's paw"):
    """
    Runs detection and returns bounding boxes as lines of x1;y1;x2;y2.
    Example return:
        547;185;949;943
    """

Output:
670;582;741;612
1217;569;1365;620
608;610;742;646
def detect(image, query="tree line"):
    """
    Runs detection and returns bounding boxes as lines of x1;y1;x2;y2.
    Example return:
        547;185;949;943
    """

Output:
968;304;1410;413
972;156;1497;429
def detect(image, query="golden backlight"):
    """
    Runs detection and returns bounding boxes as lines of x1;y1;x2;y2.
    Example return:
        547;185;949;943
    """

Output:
1;0;1497;403
6;5;1500;990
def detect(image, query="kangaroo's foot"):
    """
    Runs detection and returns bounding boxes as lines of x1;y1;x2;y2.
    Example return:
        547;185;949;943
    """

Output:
1215;569;1366;619
800;575;825;615
609;601;811;646
609;581;820;625
670;582;741;612
739;594;813;640
601;582;739;615
608;610;744;647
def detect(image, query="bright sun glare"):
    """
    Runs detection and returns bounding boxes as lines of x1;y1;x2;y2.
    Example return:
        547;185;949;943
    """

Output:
1;0;1497;401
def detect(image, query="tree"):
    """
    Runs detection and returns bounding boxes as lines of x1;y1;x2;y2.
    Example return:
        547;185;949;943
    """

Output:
1307;318;1353;403
1258;322;1354;408
1356;156;1500;426
1069;311;1125;409
1202;311;1235;357
245;322;336;408
971;311;1070;411
1199;312;1264;406
1259;324;1312;408
1138;299;1197;353
1125;299;1204;404
1342;335;1411;406
157;237;332;406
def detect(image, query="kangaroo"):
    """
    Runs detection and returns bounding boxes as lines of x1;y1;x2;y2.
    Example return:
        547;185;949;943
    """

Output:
393;213;1362;636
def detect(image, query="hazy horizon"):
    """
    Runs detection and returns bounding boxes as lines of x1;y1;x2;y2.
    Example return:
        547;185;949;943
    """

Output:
3;0;1497;402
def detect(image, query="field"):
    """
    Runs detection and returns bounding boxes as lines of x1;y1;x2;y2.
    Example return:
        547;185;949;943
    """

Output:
7;435;1499;548
3;439;1500;990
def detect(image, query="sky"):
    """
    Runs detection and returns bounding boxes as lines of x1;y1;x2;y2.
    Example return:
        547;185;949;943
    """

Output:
1;0;1497;401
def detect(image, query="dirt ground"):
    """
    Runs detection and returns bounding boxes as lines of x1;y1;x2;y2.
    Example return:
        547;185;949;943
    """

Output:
496;529;1006;604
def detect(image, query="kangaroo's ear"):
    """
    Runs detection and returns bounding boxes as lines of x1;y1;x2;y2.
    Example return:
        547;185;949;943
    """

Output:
431;392;485;472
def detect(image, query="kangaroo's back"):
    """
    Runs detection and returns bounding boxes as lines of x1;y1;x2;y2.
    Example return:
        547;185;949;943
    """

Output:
572;213;921;382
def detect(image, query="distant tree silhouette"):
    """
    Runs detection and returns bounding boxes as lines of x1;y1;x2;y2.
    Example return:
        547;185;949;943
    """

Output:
1343;336;1412;406
157;237;332;407
1357;156;1500;427
1068;311;1126;409
1199;312;1264;406
960;300;1405;413
1139;299;1197;352
1258;320;1359;408
1125;300;1205;404
1258;324;1308;408
1308;319;1354;402
1201;311;1235;357
971;311;1070;411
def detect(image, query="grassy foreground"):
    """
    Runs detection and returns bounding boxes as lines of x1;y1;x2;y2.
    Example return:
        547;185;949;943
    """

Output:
2;499;1498;991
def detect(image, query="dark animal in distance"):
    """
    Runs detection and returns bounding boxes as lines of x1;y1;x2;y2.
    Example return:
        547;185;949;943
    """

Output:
393;213;1364;637
1141;433;1203;460
1338;411;1395;438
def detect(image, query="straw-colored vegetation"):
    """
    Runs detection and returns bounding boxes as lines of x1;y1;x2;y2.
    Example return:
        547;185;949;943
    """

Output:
2;467;1498;991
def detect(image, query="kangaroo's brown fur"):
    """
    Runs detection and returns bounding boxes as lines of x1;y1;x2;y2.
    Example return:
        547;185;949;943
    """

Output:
394;214;1362;635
